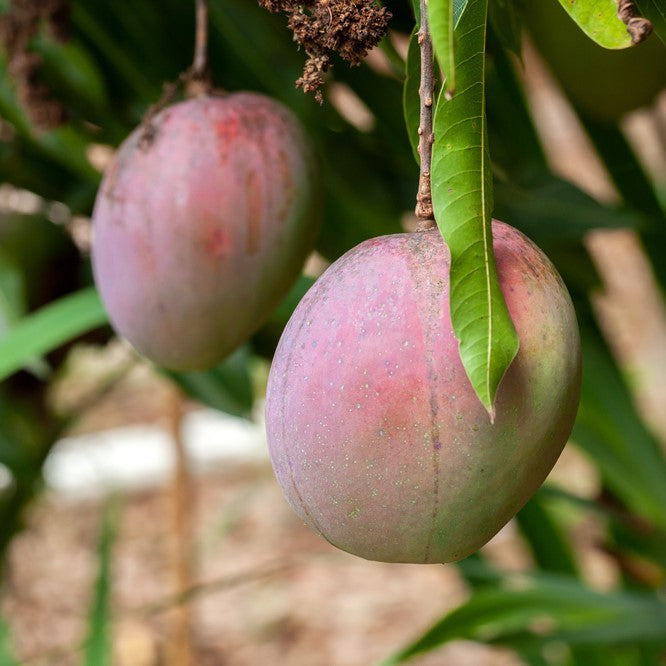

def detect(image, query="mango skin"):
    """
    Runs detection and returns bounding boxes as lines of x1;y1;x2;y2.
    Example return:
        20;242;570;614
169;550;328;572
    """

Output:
266;221;581;564
92;93;319;371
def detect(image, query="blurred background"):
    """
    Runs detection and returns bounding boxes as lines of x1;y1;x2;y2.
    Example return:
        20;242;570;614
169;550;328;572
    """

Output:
0;0;665;664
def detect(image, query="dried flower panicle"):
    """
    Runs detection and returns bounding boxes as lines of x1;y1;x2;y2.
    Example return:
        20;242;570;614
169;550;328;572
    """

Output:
260;0;391;101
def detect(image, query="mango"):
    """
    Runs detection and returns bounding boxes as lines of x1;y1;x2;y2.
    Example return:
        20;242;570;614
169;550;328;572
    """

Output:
266;221;581;563
92;93;319;370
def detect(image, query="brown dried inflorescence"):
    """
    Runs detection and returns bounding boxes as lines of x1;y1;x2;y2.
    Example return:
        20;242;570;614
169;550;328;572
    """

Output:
0;0;69;129
259;0;391;101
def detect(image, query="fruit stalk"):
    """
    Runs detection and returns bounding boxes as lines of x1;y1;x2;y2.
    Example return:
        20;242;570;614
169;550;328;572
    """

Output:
415;0;436;228
188;0;210;96
193;0;208;78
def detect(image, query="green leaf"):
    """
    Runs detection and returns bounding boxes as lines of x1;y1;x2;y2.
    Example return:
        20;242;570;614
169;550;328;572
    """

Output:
429;0;456;96
405;0;470;163
0;47;32;136
382;571;666;664
30;32;109;115
573;315;666;530
168;346;254;418
317;131;404;260
633;0;666;45
379;35;407;78
455;0;470;24
0;287;108;383
574;110;666;289
556;0;633;49
493;176;646;242
71;2;157;103
0;251;25;337
0;616;18;666
36;126;100;182
431;0;519;418
516;494;579;576
403;28;421;164
485;27;548;177
488;0;522;55
0;250;49;379
83;496;120;666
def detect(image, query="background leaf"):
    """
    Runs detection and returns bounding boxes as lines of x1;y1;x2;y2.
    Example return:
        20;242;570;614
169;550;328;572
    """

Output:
0;251;25;337
382;571;666;664
454;0;470;24
0;287;107;382
573;312;666;530
83;496;121;666
168;346;254;418
488;0;522;54
431;0;518;417
555;0;633;49
0;617;17;666
634;0;666;45
0;1;665;663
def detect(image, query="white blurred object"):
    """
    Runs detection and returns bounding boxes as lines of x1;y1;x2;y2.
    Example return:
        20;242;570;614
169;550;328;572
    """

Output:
43;408;268;497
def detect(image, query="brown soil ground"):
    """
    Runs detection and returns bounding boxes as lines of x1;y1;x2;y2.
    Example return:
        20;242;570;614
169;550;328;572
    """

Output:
3;457;524;666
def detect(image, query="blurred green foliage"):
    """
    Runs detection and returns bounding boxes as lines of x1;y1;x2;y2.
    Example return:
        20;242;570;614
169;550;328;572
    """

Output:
0;0;665;664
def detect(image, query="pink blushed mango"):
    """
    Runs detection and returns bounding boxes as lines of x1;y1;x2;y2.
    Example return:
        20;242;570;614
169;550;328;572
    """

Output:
92;93;319;370
265;221;581;563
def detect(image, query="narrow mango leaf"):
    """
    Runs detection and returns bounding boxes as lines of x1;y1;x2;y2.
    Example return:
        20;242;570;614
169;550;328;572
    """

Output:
635;0;666;45
556;0;633;49
403;28;421;164
382;571;666;664
429;0;456;96
431;0;518;418
83;496;121;666
0;287;108;383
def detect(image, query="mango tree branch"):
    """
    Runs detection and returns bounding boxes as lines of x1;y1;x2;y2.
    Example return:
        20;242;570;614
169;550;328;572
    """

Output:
415;0;436;229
